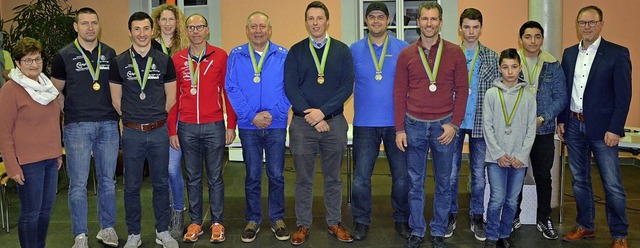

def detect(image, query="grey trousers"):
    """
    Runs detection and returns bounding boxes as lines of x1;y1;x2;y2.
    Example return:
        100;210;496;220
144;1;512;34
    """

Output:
289;114;348;227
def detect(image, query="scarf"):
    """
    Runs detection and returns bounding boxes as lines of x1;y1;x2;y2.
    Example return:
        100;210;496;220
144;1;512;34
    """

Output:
8;68;59;105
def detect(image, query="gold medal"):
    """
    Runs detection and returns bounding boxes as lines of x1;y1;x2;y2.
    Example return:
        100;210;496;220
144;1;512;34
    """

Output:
429;83;437;92
253;75;261;83
139;92;146;100
92;81;100;91
375;73;382;81
317;75;325;84
190;87;197;95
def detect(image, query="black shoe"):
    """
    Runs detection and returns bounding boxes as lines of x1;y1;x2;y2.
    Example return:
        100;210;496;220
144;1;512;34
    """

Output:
394;222;411;239
470;214;487;241
432;236;447;248
497;237;514;248
445;213;456;238
406;235;424;248
484;240;498;248
351;222;368;241
512;218;521;230
536;217;558;240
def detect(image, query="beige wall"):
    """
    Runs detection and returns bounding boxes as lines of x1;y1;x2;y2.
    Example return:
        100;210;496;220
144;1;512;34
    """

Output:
2;0;638;126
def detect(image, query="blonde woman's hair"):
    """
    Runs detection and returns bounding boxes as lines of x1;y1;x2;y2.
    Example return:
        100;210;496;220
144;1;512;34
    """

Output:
151;4;189;56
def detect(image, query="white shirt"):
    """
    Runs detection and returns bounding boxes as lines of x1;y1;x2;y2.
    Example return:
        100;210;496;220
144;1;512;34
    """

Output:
570;36;601;113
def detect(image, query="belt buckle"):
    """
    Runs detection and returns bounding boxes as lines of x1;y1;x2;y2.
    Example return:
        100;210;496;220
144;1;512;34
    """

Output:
140;123;150;131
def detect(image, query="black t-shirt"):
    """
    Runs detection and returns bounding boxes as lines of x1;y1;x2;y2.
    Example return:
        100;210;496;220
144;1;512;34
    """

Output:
51;41;119;124
109;47;176;124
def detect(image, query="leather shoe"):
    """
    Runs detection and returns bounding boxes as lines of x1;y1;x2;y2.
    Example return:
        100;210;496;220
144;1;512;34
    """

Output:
394;222;411;239
562;226;595;242
328;223;353;242
612;238;628;248
351;222;368;241
291;226;310;246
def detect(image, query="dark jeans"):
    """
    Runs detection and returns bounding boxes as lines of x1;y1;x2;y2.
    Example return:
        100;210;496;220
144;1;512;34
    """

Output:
179;121;226;225
17;158;58;248
351;126;409;225
239;128;287;224
122;124;171;234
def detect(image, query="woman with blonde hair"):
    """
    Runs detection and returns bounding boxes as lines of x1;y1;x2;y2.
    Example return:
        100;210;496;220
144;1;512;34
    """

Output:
150;3;189;240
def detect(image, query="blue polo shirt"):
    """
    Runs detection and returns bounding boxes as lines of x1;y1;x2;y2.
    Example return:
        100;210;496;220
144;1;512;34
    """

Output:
351;35;408;127
460;48;481;129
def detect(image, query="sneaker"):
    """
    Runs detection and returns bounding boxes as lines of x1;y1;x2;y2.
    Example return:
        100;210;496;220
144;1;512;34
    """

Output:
210;222;226;243
123;234;141;248
96;228;119;247
432;236;447;248
327;223;353;242
512;218;521;230
169;209;184;240
470;215;487;241
156;230;179;248
241;221;260;243
394;222;411;239
407;235;424;248
351;222;369;241
484;239;498;248
445;213;457;238
72;233;89;248
182;223;203;242
536;217;558;240
271;219;290;241
497;237;514;248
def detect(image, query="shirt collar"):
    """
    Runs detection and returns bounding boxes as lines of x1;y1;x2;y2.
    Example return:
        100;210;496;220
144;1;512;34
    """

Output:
309;33;329;49
579;36;602;52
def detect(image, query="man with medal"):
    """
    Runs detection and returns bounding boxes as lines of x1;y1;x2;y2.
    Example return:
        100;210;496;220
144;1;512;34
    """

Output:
511;21;567;240
392;2;468;248
348;2;410;241
51;7;120;248
284;1;354;245
167;14;237;244
109;12;178;248
225;11;291;243
445;8;500;241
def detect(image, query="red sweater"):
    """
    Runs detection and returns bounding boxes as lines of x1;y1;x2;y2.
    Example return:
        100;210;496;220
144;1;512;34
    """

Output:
0;81;62;177
168;43;237;136
393;36;468;132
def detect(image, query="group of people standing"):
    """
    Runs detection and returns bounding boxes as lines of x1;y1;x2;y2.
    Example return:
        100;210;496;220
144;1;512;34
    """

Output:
0;1;631;248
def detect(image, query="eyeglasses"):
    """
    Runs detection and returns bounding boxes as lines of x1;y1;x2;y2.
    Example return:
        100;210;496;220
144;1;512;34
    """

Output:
21;58;43;65
186;25;207;32
578;20;600;27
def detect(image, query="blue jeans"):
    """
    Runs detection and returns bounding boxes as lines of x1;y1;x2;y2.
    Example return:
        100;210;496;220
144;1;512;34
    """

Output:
178;121;226;225
16;158;58;248
122;124;171;234
63;121;119;236
404;115;454;237
485;163;525;241
351;126;409;225
565;116;628;238
168;145;184;211
239;128;286;224
449;129;486;216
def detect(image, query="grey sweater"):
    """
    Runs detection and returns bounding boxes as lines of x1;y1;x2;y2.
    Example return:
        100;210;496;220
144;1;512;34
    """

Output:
482;79;537;166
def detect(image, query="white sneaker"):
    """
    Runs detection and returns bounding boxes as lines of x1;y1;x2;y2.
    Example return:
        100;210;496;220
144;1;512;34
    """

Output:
123;234;142;248
72;233;89;248
96;227;119;247
156;230;179;248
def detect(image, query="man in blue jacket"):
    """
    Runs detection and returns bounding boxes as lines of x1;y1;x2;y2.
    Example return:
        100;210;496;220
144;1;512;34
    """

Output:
557;5;630;248
225;11;291;243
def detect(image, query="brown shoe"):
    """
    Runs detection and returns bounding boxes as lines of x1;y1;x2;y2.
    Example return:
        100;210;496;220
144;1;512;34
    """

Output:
328;223;353;243
612;238;628;248
562;226;595;242
291;226;310;246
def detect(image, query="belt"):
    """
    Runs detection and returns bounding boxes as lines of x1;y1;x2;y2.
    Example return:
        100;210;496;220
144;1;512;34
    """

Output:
293;112;336;121
571;111;585;121
124;120;166;131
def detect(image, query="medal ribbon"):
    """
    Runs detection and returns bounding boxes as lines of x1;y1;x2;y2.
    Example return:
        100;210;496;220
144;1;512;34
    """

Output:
249;41;270;77
418;38;443;85
129;49;153;92
498;87;524;127
367;35;388;76
308;37;331;77
460;43;480;86
188;47;206;89
519;50;540;86
159;38;169;55
74;39;102;81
